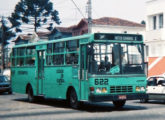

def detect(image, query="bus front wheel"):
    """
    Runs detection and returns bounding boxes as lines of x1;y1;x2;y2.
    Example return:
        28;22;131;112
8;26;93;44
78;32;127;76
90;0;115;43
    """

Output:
27;86;35;102
113;100;126;108
140;99;148;103
68;89;80;109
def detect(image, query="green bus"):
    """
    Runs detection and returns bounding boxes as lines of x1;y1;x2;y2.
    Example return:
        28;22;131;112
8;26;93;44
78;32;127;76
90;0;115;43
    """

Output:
11;33;147;108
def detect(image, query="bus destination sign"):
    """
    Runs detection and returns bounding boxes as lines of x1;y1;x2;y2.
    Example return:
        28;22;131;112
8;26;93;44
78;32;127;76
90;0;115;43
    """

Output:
94;33;142;41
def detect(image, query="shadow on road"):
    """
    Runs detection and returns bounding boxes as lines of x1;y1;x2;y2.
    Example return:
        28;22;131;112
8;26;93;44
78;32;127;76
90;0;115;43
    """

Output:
0;92;11;95
13;97;147;112
135;100;165;105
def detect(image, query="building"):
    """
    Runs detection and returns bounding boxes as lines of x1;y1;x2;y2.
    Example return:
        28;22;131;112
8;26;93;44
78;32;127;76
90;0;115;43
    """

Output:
145;0;165;76
72;17;145;36
13;28;73;45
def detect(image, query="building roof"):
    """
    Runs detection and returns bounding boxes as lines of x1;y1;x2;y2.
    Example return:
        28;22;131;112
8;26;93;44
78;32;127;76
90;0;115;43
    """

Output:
148;57;165;76
56;25;76;33
13;32;51;42
68;17;145;30
92;17;145;27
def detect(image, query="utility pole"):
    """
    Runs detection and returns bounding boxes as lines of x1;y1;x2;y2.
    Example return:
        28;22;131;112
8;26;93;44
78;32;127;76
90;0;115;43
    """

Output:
87;0;92;33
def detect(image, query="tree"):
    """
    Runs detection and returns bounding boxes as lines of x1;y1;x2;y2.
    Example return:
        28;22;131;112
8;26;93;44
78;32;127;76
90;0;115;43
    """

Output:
141;20;146;25
9;0;61;33
0;17;15;70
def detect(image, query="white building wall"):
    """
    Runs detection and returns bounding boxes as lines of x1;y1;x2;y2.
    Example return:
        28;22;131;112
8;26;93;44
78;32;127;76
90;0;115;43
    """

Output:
146;0;165;57
91;25;145;38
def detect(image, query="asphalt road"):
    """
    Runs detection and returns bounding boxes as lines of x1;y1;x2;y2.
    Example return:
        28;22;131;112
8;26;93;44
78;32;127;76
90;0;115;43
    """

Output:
1;93;165;120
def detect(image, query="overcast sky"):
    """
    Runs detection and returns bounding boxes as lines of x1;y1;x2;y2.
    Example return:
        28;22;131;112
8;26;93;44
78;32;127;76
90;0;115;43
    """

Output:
0;0;148;27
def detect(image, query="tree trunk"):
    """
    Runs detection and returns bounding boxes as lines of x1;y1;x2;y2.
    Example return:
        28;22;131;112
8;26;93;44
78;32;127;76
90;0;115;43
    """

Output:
34;13;37;32
1;22;5;73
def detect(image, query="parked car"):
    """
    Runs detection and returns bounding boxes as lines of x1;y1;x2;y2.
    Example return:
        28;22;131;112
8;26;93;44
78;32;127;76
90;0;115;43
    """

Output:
140;76;165;103
0;75;12;94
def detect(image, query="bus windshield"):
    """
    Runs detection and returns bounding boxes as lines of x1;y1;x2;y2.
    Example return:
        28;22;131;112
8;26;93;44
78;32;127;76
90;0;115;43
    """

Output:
88;43;144;75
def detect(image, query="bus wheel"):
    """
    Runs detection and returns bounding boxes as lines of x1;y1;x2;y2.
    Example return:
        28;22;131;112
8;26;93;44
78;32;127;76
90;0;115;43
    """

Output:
27;86;35;102
68;89;80;109
140;99;148;103
113;100;126;108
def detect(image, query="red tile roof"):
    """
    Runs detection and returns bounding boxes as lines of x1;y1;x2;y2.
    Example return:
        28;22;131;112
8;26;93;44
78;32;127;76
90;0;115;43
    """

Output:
92;17;145;27
56;25;76;33
148;57;165;77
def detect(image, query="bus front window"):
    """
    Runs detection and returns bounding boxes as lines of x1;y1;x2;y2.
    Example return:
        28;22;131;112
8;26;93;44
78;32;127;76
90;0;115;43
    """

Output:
88;43;144;75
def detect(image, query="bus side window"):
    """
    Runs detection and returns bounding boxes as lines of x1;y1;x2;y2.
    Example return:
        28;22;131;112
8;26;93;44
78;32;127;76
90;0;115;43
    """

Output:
46;55;52;65
25;46;35;66
16;48;26;66
53;55;64;65
66;40;79;52
66;53;78;65
54;42;64;52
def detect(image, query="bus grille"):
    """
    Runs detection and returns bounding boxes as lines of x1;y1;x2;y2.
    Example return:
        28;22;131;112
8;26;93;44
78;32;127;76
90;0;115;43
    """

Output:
110;86;133;93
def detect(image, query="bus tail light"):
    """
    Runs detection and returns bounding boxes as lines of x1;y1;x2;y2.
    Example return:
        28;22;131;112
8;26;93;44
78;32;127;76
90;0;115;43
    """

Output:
90;87;94;92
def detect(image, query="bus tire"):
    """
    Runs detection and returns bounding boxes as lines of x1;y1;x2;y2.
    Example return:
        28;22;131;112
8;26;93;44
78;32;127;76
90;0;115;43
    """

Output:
140;99;148;103
27;86;35;102
113;100;126;108
68;89;80;109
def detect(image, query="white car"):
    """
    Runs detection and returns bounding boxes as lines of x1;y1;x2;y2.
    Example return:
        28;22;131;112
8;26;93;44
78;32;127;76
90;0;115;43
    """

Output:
140;76;165;103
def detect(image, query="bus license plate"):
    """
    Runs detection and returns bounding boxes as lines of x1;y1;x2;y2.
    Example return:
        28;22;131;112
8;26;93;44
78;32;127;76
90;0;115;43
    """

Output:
118;95;127;100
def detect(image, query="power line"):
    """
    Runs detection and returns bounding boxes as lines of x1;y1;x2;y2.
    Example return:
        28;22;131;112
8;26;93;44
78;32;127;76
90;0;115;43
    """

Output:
70;0;85;19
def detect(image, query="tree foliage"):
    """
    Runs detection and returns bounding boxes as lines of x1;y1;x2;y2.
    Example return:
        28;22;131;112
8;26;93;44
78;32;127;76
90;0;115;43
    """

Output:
0;17;15;45
9;0;61;32
141;20;146;25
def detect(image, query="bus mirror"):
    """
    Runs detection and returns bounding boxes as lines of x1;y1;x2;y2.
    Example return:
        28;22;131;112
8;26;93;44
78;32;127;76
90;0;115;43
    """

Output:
143;44;148;62
144;62;148;76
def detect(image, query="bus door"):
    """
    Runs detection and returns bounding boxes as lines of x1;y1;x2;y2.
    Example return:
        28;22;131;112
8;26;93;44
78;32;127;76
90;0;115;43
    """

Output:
80;45;88;100
37;50;45;95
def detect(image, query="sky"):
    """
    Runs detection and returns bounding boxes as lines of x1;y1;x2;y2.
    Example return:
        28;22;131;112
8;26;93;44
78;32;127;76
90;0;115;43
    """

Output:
0;0;148;27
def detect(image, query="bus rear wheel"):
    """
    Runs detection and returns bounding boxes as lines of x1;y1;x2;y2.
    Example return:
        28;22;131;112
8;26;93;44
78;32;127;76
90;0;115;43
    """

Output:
27;86;35;102
68;89;80;109
113;100;126;108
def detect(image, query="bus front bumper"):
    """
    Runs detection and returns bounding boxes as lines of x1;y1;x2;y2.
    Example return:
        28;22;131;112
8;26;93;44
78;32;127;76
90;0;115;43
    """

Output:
89;93;147;102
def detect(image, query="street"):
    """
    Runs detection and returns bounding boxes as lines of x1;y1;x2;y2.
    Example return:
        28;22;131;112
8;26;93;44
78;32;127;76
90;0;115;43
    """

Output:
0;93;165;120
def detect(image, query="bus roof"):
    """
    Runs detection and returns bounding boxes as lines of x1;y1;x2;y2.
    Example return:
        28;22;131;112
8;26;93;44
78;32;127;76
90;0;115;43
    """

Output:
13;33;143;48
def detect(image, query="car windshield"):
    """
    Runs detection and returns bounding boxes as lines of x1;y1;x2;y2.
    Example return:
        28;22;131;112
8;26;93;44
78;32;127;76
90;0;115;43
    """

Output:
88;43;145;75
0;76;8;82
148;77;165;86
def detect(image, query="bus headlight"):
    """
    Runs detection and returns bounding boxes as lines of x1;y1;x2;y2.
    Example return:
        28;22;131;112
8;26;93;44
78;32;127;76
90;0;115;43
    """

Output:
96;88;102;93
96;87;107;93
136;86;145;92
136;86;140;92
102;87;107;93
140;86;145;92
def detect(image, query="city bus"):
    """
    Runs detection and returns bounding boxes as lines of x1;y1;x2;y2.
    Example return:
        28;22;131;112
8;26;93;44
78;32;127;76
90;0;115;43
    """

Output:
11;33;147;108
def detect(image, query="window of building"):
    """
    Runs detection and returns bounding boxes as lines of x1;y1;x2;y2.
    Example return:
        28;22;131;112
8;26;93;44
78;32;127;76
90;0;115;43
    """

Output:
159;14;163;29
153;16;157;30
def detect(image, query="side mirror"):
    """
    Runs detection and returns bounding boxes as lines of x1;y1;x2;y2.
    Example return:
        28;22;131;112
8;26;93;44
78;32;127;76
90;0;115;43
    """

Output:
144;62;148;76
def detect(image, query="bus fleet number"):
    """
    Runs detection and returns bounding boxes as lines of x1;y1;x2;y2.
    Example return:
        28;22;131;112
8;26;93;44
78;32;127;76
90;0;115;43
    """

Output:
95;79;108;85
